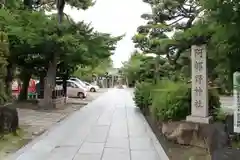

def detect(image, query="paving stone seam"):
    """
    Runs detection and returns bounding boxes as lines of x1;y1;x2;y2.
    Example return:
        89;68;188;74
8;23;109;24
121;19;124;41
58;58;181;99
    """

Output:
7;89;170;160
99;105;116;160
126;90;169;160
8;90;112;160
72;101;113;160
7;108;78;160
125;103;133;160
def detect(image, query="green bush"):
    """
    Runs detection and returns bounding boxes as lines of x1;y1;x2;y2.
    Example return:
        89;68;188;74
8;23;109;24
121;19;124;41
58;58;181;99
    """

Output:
133;82;153;112
208;87;221;118
214;108;227;122
150;80;221;121
150;80;190;121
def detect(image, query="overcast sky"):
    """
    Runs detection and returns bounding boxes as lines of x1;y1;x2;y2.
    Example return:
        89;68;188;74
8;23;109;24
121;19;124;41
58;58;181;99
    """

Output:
65;0;151;68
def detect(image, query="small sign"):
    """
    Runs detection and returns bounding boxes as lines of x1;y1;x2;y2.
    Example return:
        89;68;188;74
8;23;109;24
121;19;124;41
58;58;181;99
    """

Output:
233;72;240;133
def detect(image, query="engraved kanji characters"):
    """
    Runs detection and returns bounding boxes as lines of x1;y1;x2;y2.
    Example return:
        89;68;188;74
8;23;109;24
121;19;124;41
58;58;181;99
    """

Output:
195;61;203;72
194;100;203;108
194;87;203;96
195;75;203;84
237;92;240;112
194;48;203;58
192;46;206;110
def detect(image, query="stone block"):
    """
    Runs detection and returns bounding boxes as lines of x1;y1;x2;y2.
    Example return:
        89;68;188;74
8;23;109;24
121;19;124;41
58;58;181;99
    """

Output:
161;121;229;154
186;115;212;124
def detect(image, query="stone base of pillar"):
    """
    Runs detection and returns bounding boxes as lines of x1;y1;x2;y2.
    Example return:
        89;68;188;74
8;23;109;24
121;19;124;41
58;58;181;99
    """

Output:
186;115;212;124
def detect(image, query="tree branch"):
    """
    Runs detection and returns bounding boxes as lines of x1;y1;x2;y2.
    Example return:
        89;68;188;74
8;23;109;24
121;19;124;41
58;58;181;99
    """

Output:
64;13;74;24
167;16;185;26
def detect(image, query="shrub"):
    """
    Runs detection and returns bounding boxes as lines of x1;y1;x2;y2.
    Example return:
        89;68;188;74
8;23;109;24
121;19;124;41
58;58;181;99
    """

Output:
133;81;153;113
150;80;221;121
150;80;190;121
208;87;221;118
214;108;227;122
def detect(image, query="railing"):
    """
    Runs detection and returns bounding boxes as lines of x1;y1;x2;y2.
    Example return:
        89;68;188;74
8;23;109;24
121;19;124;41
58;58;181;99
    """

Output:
52;89;64;99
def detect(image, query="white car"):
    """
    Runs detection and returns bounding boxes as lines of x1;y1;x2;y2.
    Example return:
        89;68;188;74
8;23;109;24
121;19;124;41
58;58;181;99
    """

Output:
56;79;87;99
67;80;87;99
69;77;88;89
84;81;100;92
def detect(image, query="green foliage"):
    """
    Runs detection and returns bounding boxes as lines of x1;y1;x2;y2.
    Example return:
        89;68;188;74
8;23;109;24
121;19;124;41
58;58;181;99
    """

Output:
133;82;153;112
65;0;94;9
0;31;10;104
133;0;200;60
130;0;240;94
0;6;121;79
0;0;121;101
121;51;173;86
214;108;227;122
121;52;146;85
133;80;221;121
208;87;221;117
73;58;113;80
150;80;190;121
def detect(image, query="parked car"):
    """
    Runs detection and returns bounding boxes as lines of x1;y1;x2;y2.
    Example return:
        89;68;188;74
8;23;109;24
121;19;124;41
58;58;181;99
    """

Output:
69;77;88;89
84;81;100;92
56;79;87;99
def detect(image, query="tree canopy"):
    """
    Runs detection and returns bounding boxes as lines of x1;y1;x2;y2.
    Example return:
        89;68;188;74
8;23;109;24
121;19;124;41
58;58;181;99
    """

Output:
0;8;120;74
0;0;122;102
122;0;240;94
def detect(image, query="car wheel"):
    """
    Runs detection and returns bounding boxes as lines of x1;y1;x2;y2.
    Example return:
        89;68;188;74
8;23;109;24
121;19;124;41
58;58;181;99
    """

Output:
77;92;85;99
90;88;96;92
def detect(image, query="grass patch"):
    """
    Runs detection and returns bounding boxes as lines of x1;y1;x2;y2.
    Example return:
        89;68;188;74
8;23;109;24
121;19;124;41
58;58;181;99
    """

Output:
231;138;240;149
232;141;240;149
0;129;30;159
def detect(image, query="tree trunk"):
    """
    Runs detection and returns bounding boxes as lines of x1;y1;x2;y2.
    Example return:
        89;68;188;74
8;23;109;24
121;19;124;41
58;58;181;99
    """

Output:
126;77;129;87
41;54;57;108
38;74;45;99
62;70;68;103
18;71;31;101
5;63;13;98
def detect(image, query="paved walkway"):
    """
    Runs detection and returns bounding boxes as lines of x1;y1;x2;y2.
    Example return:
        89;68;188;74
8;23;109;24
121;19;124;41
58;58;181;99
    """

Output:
8;89;168;160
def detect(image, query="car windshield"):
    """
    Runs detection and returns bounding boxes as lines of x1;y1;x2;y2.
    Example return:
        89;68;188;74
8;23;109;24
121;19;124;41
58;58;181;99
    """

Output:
85;82;90;86
73;82;81;88
69;81;82;88
72;79;86;87
76;81;86;88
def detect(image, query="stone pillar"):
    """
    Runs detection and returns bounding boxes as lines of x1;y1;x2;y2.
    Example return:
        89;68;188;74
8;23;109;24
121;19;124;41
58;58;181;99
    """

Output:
233;72;240;133
186;44;212;124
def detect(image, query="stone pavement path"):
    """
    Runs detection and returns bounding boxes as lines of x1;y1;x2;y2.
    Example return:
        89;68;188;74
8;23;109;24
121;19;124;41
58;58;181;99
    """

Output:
8;89;169;160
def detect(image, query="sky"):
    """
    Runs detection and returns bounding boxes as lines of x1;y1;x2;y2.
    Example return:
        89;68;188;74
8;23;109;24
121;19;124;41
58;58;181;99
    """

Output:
65;0;151;68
